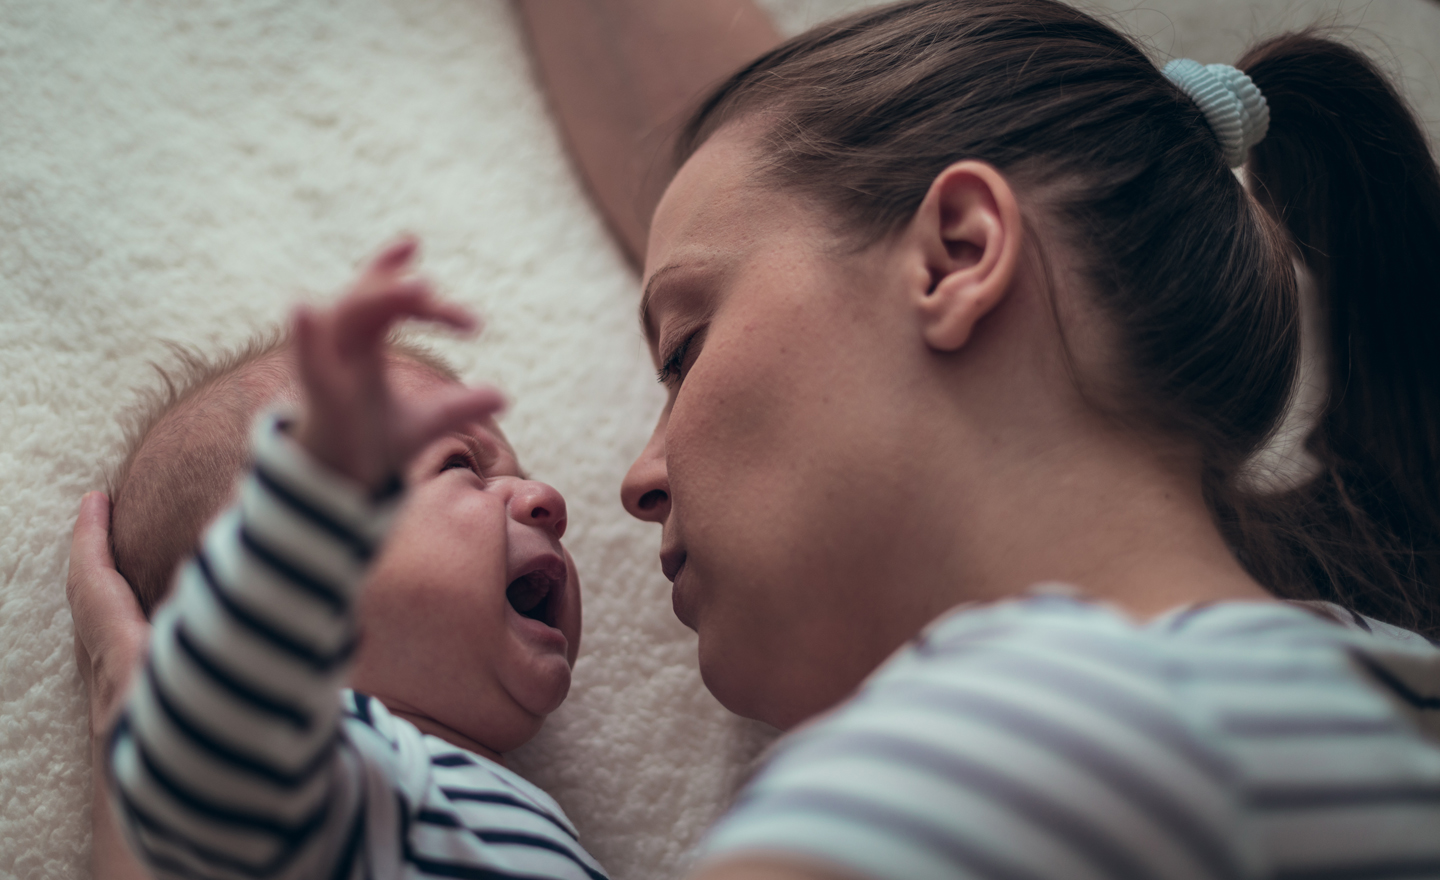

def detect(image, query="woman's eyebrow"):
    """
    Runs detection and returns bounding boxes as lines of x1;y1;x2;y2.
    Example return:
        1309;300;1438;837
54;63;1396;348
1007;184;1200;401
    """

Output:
639;263;687;344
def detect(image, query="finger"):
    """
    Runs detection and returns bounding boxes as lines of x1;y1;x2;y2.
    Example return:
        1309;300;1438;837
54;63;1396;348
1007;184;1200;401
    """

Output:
342;242;417;316
333;280;437;356
409;296;481;335
67;492;151;723
400;385;509;458
369;235;419;274
67;492;123;614
351;236;421;302
69;491;116;574
334;284;480;360
293;305;337;390
67;493;148;638
74;631;93;689
292;305;343;416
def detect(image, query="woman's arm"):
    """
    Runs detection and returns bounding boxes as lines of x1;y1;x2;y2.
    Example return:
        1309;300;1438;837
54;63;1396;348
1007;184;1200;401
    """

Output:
515;0;779;267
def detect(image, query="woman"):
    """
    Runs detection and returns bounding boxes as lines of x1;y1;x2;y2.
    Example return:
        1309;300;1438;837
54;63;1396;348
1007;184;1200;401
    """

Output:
75;1;1440;877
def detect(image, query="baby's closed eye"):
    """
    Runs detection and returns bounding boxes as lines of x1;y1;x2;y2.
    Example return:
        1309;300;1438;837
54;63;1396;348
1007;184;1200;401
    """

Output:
441;451;484;477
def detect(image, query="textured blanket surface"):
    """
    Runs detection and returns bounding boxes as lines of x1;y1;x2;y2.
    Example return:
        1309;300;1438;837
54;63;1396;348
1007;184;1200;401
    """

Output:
2;1;1436;878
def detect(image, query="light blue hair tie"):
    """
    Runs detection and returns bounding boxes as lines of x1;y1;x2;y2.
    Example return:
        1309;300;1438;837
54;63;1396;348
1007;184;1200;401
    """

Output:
1162;59;1270;167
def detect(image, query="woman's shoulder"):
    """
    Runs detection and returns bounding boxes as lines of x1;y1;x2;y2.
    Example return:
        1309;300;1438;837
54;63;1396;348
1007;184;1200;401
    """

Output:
885;589;1438;695
698;593;1440;880
864;591;1440;769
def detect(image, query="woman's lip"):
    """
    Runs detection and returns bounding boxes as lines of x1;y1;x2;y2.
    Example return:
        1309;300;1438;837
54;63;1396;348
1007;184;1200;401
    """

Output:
660;548;687;582
669;561;696;630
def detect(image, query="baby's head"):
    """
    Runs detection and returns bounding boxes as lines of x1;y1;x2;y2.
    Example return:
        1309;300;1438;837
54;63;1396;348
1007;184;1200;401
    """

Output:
110;331;581;756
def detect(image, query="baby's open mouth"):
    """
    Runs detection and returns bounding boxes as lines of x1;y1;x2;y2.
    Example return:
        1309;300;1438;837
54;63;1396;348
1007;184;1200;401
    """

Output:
506;562;563;626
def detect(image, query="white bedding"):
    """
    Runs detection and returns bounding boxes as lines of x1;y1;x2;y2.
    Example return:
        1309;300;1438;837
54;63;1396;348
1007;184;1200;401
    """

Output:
2;1;1436;877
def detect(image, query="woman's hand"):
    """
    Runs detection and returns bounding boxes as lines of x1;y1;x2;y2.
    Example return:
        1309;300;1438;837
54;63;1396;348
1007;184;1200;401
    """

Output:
68;491;150;740
291;237;505;491
66;490;154;880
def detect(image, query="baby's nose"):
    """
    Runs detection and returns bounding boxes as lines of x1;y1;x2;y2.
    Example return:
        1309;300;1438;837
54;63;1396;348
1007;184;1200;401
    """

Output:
509;480;567;539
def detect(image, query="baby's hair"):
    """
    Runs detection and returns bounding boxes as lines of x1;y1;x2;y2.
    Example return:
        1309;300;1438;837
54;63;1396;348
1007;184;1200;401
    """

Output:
679;0;1440;634
107;327;460;616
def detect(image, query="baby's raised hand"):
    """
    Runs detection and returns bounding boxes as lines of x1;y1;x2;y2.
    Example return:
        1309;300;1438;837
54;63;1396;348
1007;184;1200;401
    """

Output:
292;238;504;491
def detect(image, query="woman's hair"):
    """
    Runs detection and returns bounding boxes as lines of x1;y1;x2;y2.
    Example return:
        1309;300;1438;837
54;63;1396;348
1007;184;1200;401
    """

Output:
676;0;1440;635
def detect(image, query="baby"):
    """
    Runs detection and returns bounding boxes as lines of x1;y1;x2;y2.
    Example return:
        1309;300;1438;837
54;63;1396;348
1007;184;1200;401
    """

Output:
104;239;608;880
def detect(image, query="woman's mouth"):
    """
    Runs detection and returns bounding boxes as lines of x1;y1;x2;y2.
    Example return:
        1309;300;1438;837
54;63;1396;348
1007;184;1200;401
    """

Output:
660;547;687;583
659;547;696;629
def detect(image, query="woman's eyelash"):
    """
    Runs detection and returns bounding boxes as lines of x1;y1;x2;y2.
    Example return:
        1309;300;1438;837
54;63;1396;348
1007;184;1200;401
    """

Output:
657;333;696;387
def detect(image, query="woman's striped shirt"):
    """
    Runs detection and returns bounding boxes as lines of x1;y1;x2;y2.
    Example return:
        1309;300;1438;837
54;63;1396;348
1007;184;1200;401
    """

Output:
109;414;608;880
699;591;1440;880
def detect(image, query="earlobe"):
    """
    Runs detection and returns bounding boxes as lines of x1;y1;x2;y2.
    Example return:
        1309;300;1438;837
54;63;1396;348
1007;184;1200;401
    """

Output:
912;161;1024;352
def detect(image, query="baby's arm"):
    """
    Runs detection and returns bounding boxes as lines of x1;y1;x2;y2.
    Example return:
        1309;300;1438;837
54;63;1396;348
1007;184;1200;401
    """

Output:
105;239;503;878
516;0;778;266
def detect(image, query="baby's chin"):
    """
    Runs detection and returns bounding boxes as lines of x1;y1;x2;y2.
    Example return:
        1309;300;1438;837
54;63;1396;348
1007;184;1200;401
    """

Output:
505;651;574;720
448;669;571;756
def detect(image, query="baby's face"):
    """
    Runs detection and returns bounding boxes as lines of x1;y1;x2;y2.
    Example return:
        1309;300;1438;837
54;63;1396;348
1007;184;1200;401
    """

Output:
349;361;581;756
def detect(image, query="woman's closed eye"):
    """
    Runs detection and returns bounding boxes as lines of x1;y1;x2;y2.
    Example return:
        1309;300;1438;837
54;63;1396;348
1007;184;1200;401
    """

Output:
658;328;705;389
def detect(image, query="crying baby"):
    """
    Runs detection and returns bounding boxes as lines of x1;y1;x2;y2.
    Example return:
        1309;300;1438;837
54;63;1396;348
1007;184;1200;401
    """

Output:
104;239;607;879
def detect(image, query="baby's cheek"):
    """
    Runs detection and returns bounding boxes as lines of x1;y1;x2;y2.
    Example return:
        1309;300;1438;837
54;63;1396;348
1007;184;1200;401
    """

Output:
397;481;509;570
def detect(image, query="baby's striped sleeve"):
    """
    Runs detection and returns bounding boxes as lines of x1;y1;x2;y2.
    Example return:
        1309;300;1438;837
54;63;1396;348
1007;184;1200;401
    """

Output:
108;412;398;880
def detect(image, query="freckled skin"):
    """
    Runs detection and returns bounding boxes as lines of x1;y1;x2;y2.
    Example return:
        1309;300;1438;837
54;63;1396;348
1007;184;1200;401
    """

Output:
623;131;957;729
621;127;1271;732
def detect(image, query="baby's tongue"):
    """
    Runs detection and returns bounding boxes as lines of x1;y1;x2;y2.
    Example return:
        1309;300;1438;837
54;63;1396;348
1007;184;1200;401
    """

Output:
506;573;549;619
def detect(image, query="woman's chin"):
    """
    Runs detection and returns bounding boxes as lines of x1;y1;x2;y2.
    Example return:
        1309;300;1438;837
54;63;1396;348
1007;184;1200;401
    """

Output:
697;635;780;726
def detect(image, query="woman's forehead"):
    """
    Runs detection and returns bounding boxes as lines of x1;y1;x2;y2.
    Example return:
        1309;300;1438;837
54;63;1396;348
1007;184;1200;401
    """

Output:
646;126;774;271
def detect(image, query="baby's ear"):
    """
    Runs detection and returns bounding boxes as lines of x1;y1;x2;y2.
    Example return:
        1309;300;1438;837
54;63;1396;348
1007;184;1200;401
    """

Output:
909;160;1024;352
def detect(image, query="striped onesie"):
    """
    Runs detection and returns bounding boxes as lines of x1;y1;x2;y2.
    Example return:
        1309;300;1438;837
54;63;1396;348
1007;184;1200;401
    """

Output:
699;592;1440;879
109;415;608;880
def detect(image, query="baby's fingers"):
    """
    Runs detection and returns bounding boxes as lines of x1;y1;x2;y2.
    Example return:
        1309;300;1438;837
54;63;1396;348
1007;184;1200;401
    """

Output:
400;385;508;460
369;236;419;275
333;281;478;360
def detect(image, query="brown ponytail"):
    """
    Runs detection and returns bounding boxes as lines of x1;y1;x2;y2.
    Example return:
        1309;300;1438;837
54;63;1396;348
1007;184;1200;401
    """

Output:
1226;34;1440;636
677;2;1440;636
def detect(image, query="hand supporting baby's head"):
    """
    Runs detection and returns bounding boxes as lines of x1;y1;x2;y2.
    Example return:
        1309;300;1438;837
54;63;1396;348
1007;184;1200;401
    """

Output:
105;242;581;758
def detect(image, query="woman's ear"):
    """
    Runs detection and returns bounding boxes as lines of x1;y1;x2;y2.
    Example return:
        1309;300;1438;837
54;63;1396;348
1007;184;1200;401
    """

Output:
910;161;1023;352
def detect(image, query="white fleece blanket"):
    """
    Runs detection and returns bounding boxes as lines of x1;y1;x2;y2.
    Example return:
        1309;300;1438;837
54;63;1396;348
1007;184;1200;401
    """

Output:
2;1;1437;878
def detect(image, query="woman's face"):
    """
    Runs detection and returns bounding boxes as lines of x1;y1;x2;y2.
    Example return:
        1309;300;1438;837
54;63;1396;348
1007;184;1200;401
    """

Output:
622;127;958;729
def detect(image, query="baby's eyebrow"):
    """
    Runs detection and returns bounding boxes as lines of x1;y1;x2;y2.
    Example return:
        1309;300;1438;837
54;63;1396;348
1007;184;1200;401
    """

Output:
452;431;528;480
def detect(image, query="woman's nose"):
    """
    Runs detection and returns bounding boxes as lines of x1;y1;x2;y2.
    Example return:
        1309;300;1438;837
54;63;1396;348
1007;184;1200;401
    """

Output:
510;480;568;539
621;424;670;523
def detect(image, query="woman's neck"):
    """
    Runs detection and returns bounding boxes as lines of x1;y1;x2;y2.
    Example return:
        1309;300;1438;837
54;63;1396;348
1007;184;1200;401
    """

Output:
933;420;1273;621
